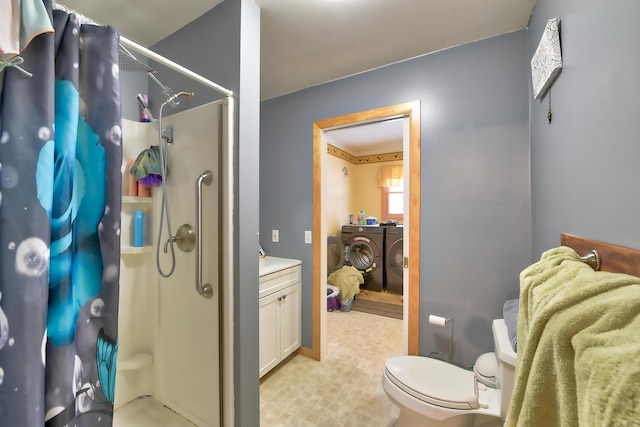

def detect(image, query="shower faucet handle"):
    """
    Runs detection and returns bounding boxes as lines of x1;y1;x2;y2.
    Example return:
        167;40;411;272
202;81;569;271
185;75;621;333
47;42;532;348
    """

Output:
163;224;195;253
163;236;176;253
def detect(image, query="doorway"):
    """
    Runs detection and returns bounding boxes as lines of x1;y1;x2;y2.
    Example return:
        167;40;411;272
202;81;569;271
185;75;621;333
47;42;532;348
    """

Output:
306;102;421;361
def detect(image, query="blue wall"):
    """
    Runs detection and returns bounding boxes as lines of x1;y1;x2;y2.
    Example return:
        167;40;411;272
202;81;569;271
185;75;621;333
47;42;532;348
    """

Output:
528;0;640;256
260;31;531;367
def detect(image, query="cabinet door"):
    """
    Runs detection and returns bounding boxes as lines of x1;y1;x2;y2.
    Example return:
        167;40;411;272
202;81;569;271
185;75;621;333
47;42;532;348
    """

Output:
259;293;280;378
279;282;301;360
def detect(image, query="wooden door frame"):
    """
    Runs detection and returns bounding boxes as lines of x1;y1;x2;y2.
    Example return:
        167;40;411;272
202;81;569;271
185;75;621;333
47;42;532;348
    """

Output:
303;101;420;360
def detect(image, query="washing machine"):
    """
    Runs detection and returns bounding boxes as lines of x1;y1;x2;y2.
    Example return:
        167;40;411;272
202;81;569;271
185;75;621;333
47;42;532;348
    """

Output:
341;225;384;291
384;225;403;293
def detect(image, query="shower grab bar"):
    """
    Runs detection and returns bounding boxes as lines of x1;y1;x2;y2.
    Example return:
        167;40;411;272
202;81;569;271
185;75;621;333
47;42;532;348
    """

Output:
196;171;214;298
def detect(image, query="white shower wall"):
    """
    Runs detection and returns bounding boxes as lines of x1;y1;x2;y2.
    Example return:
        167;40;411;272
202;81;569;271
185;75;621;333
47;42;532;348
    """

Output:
116;101;222;426
117;120;157;406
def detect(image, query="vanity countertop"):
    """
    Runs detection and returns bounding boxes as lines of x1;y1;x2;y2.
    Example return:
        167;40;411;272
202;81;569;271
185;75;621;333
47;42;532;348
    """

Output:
259;256;302;277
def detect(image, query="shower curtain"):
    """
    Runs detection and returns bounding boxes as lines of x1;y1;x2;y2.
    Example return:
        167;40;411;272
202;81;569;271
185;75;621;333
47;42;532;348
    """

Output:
0;2;122;426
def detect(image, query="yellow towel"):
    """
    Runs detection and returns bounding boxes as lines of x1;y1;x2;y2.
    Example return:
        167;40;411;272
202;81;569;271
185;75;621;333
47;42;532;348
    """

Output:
327;265;363;301
505;246;640;426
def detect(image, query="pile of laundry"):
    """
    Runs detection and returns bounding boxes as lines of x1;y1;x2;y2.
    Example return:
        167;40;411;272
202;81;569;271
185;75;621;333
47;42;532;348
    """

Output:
327;265;364;312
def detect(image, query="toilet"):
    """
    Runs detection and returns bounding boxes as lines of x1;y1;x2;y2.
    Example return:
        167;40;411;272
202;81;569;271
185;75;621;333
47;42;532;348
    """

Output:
382;319;517;427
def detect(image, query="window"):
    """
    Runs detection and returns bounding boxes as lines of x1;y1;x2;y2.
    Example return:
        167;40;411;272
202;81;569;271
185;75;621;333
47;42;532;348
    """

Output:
381;185;404;221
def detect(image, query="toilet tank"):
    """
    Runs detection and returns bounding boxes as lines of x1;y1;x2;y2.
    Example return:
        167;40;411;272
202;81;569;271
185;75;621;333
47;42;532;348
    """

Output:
492;319;517;419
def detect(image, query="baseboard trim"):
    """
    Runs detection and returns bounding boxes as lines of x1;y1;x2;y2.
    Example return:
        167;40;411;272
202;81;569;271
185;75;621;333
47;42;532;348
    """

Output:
296;346;316;360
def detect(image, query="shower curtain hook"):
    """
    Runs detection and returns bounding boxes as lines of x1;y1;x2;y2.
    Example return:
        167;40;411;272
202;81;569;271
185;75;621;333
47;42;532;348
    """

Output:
0;56;33;78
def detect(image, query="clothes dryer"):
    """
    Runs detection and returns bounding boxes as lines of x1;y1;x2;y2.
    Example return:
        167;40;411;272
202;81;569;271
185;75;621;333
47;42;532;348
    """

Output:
384;225;403;293
341;225;384;291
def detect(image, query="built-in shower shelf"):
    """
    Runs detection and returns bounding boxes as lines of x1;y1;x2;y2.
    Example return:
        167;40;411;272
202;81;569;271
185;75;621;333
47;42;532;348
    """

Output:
122;196;152;205
119;352;154;371
121;245;153;255
121;196;152;253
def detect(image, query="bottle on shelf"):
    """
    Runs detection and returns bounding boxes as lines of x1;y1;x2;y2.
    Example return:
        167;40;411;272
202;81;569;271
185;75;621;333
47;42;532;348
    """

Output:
127;160;138;196
137;181;150;197
133;210;144;247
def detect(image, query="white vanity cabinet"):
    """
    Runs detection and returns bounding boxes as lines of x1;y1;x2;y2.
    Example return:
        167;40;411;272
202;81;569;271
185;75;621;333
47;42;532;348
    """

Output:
259;258;302;378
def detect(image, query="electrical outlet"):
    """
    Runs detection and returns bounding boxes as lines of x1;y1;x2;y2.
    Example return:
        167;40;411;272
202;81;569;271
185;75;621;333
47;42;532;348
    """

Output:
272;229;279;242
305;230;312;244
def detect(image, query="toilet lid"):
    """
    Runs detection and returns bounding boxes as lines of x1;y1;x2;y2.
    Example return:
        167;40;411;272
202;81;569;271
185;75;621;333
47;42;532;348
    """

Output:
385;356;479;410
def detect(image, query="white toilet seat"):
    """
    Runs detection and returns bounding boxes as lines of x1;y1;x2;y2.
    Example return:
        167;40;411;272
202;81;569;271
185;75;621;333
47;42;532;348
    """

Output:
385;356;479;410
383;320;514;427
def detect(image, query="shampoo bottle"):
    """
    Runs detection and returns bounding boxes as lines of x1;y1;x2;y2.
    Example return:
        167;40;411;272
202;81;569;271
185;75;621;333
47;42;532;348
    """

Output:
137;181;150;197
127;160;138;196
133;210;144;247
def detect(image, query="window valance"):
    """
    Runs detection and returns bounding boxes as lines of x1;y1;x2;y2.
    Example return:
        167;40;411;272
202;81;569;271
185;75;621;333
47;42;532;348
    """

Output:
379;165;403;187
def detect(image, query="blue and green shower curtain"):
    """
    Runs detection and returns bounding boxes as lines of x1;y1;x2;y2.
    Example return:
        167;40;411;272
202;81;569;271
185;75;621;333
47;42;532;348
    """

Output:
0;2;121;425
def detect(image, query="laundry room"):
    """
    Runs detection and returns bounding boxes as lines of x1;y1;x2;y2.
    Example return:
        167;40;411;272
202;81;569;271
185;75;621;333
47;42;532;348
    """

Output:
325;120;405;315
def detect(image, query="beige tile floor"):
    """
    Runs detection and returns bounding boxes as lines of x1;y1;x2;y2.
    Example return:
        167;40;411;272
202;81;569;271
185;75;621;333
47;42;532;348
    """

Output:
260;310;403;426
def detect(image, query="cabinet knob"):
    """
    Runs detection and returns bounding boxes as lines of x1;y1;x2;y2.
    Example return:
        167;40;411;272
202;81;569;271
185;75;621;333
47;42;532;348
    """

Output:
282;295;287;300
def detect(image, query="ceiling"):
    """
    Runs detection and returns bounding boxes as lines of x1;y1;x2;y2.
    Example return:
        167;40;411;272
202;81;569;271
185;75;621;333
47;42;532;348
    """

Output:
56;0;535;154
325;118;405;156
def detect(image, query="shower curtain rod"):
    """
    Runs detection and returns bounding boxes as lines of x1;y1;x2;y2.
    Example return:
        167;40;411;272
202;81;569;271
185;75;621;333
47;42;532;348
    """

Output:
118;37;233;98
51;2;234;98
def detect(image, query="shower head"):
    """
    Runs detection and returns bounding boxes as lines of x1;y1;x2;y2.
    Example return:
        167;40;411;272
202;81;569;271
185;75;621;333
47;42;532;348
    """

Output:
146;70;195;109
136;93;159;130
163;91;195;109
175;91;195;101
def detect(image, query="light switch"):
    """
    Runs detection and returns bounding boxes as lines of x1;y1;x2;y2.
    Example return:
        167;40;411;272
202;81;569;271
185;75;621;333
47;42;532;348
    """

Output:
272;229;279;242
305;230;312;244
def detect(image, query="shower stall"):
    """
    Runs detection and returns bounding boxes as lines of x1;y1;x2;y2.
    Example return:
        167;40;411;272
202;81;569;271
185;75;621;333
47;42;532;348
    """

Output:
53;4;235;425
0;2;238;426
117;100;231;427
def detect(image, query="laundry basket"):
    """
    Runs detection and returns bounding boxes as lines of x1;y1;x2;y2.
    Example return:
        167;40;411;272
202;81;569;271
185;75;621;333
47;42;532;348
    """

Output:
327;285;341;311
